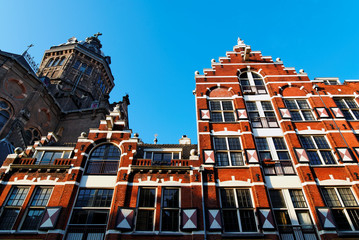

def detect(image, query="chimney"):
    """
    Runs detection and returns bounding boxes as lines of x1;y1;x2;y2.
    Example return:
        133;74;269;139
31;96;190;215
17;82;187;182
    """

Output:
179;135;191;145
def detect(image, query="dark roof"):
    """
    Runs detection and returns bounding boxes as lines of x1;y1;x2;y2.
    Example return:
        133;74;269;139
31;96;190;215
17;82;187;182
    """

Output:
136;144;197;159
0;50;37;76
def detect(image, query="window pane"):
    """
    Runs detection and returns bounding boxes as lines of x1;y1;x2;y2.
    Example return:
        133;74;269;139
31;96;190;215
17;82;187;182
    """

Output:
313;136;329;149
222;210;239;232
246;102;257;111
31;188;52;206
216;153;229;166
338;188;358;207
230;153;244;166
320;151;335;164
21;209;44;230
223;112;235;122
277;152;290;160
162;189;179;208
236;189;252;208
352;110;359;119
289;190;307;208
297;100;310;109
342;110;354;120
302;111;315;120
222;101;233;110
296;211;312;228
211;112;223;122
274;210;291;226
269;190;286;208
7;187;29;206
290;111;302;121
0;209;19;230
261;102;273;111
76;189;113;207
214;138;227;150
347;209;359;230
255;138;269;150
41;152;54;164
307;151;322;165
221;189;236;208
345;99;358;108
138;189;155;207
259;152;272;161
136;210;154;231
300;136;315;149
210;101;221;110
161;210;179;231
285;100;298;109
70;210;109;224
273;138;287;150
172;153;179;159
228;138;241;150
332;209;351;231
322;188;341;207
240;210;257;232
153;153;162;161
144;152;152;159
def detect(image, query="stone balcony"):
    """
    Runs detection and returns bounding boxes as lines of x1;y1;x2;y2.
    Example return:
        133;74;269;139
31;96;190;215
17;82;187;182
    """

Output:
130;159;192;173
9;158;73;172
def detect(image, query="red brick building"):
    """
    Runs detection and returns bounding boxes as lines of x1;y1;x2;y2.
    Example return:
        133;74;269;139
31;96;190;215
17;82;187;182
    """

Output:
0;38;359;240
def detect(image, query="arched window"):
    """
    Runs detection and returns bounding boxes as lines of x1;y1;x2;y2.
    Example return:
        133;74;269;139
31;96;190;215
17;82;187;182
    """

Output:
24;127;41;145
46;58;54;67
51;58;60;67
239;71;267;94
0;100;12;132
86;144;121;175
58;57;66;66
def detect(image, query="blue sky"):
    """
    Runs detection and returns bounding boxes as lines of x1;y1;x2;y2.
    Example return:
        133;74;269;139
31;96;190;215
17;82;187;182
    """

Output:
1;0;359;144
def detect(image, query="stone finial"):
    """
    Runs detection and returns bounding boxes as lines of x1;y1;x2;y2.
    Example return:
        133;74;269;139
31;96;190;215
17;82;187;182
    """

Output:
133;133;139;138
154;134;158;144
211;59;216;63
113;104;121;112
299;69;305;74
237;37;244;45
190;149;197;156
195;71;199;75
80;132;87;138
14;147;23;155
276;58;281;62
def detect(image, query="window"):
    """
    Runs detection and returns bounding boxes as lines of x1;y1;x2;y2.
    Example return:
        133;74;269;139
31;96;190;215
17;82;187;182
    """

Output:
213;137;244;166
0;100;12;132
21;187;53;230
269;189;316;238
299;136;336;165
46;58;54;67
67;189;113;240
58;57;66;66
321;187;359;231
73;60;81;69
284;99;315;121
86;144;120;175
0;187;30;230
209;100;236;122
255;137;294;175
334;98;359;120
161;188;179;231
323;79;339;85
143;151;180;165
34;150;72;165
24;127;41;146
51;58;60;67
136;188;156;231
239;72;267;94
220;189;257;232
85;66;93;75
246;101;278;128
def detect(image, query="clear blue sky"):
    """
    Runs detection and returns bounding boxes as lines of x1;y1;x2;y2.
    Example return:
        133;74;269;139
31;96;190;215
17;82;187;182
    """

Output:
1;0;359;144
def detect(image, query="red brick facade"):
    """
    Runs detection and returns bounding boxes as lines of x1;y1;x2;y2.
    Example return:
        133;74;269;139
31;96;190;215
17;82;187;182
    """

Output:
1;38;359;239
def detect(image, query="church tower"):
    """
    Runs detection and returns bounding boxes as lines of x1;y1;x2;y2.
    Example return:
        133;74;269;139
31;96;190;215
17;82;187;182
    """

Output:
37;33;114;111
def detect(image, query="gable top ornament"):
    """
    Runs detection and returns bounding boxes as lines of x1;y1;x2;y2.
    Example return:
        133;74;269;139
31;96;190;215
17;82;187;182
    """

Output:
236;37;247;48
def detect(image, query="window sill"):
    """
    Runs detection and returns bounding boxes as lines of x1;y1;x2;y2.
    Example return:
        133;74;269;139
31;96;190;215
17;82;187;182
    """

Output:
310;164;343;168
215;166;249;169
338;231;359;237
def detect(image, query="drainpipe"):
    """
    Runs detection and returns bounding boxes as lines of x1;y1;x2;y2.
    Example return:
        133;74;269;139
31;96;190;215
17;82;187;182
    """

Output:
199;165;207;240
313;84;351;149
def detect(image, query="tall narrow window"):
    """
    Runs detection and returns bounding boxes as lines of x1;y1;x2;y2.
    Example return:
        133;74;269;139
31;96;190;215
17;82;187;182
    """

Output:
161;188;179;231
220;189;257;232
136;188;156;231
213;137;244;166
321;187;359;231
239;72;267;94
0;187;30;230
299;136;336;165
269;189;315;238
246;101;278;128
0;100;12;132
67;189;113;240
58;57;66;66
86;144;121;175
21;187;53;230
209;100;235;122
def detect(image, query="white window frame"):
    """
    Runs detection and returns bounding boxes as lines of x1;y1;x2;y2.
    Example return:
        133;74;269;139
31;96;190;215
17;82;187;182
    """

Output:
213;136;244;167
334;98;359;120
160;187;181;232
284;99;316;121
208;99;236;123
299;135;337;165
135;188;157;232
